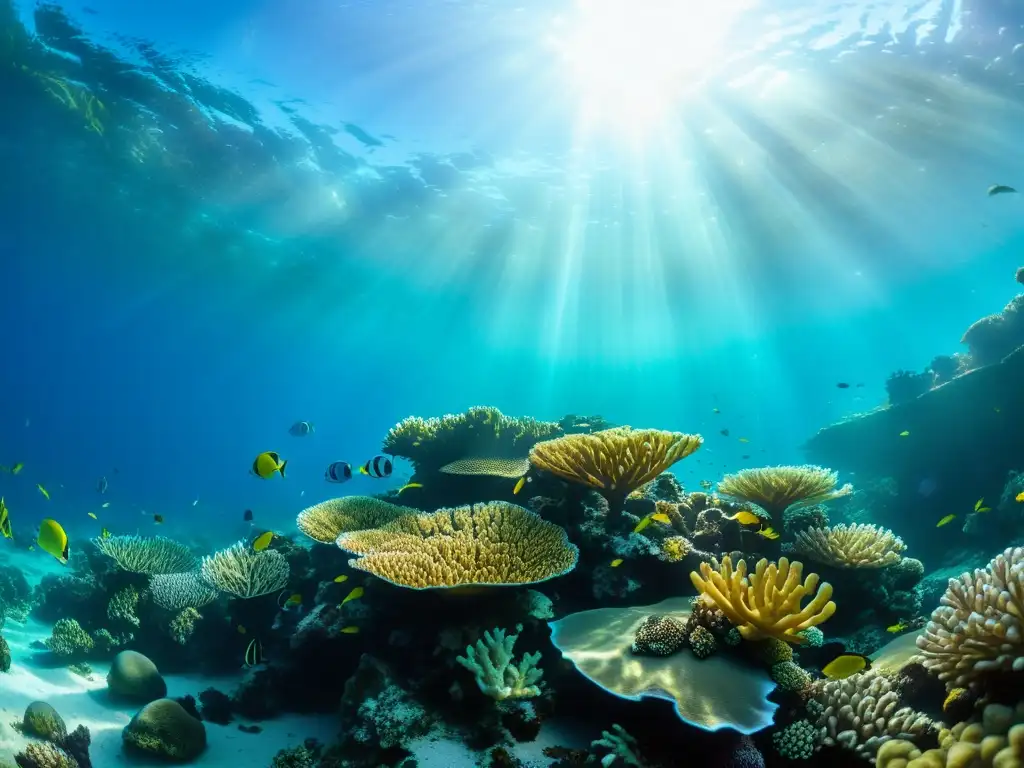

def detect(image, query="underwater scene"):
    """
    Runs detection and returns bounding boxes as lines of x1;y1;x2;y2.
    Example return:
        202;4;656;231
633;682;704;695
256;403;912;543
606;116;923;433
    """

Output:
3;0;1024;766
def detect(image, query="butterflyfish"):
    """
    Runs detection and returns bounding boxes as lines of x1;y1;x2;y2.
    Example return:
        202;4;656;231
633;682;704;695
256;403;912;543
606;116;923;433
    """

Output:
37;518;69;564
0;498;12;539
252;451;287;479
725;510;762;525
650;512;672;525
610;558;624;567
973;498;991;513
325;461;353;484
281;593;302;609
253;531;275;551
397;482;423;494
289;420;315;436
37;484;50;500
359;455;392;478
936;514;956;527
244;638;264;667
340;586;364;606
821;652;871;680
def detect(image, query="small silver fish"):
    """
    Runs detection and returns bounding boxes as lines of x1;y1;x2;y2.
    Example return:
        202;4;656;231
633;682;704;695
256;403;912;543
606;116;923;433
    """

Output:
96;476;108;494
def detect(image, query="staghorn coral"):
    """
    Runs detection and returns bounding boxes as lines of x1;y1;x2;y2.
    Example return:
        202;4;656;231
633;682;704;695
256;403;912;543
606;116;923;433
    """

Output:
792;523;906;568
813;670;937;760
439;457;531;477
45;619;94;659
717;465;851;520
690;556;835;644
528;427;703;510
149;571;219;611
336;501;578;589
200;542;289;599
876;701;1024;768
456;626;544;700
168;608;202;645
631;615;687;656
295;496;416;544
915;546;1024;689
91;535;196;575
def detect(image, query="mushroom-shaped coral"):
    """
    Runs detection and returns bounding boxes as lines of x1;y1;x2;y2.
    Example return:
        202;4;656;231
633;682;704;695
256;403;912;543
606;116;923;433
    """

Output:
631;615;687;657
199;542;289;599
295;496;416;544
528;427;702;512
716;465;851;520
335;501;578;589
689;556;835;644
915;546;1024;688
792;523;906;568
91;535;197;575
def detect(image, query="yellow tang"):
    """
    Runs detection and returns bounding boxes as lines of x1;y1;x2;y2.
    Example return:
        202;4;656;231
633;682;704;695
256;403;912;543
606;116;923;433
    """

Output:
0;497;12;540
340;586;364;606
37;518;69;564
936;514;956;528
821;653;871;680
632;516;653;534
610;558;624;568
738;437;750;443
886;623;908;634
726;510;762;526
252;451;287;479
37;484;50;500
340;626;360;634
973;498;991;513
333;575;348;583
513;477;527;495
253;531;275;552
650;512;672;525
756;527;780;540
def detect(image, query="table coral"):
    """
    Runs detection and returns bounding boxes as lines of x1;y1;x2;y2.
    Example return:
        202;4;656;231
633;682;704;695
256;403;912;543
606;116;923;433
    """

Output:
295;496;416;544
717;465;851;520
149;571;219;611
91;535;197;575
792;523;906;568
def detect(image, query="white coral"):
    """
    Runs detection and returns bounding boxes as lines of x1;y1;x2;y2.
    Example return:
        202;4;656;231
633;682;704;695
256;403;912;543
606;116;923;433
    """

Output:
456;626;544;700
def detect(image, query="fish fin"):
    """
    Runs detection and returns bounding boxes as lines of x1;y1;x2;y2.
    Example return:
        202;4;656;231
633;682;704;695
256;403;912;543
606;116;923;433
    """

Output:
279;460;287;479
359;465;368;475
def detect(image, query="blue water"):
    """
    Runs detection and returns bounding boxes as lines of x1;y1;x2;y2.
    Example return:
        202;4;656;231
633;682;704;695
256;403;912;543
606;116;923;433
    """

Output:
1;0;1023;550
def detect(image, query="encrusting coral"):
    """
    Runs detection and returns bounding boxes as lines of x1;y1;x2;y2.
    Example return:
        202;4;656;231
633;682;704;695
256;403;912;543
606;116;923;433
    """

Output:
335;501;579;589
91;535;197;575
915;546;1024;688
690;556;836;644
295;496;416;544
792;523;906;568
631;615;687;656
456;626;544;700
527;427;703;510
199;542;289;599
717;465;851;520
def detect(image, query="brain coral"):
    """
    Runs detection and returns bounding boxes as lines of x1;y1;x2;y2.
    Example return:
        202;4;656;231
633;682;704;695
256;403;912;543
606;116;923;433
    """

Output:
335;501;578;589
296;496;416;544
792;523;906;568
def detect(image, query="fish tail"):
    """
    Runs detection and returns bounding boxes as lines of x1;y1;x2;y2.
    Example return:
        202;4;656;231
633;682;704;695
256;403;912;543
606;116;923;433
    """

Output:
359;465;368;475
279;460;287;479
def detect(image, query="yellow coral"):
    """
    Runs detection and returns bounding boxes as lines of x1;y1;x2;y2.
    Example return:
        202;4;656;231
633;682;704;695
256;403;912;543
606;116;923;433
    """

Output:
335;501;578;589
296;496;416;544
792;523;906;568
660;536;692;562
717;465;851;519
689;556;835;644
528;428;702;503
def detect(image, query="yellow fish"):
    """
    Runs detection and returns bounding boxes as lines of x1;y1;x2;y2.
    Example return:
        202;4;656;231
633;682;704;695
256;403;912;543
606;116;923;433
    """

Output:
899;430;910;437
244;638;264;667
37;484;50;500
252;531;275;552
936;514;956;528
887;622;908;633
251;451;287;479
1016;492;1024;503
632;516;654;534
821;653;871;680
756;526;780;540
973;498;991;513
87;512;98;520
412;441;421;447
282;593;302;609
101;527;111;539
0;498;12;540
237;625;247;635
340;586;364;606
101;502;110;508
725;510;762;526
738;437;750;443
340;626;360;634
513;476;527;495
37;518;69;563
650;512;672;525
610;558;624;567
397;482;423;495
333;575;348;583
11;463;24;475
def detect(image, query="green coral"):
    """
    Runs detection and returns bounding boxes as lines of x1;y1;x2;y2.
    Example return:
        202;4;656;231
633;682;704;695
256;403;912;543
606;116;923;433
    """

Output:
13;742;77;767
68;662;93;679
456;626;544;700
168;607;202;645
771;661;812;692
107;586;141;627
91;627;131;655
382;406;563;474
271;745;318;768
773;719;820;760
44;619;94;660
122;698;206;761
591;724;643;767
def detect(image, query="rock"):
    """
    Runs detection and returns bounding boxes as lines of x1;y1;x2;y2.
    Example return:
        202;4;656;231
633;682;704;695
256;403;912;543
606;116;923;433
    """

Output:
107;650;167;703
122;698;206;762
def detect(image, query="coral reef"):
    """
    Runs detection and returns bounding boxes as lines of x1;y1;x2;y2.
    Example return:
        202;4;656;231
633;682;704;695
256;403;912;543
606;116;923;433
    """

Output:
199;541;290;598
886;370;934;406
91;535;197;575
630;615;687;656
295;496;416;544
717;465;851;520
44;619;94;660
456;626;544;700
149;572;218;611
14;742;78;768
23;701;67;742
107;650;167;703
792;523;906;568
773;720;821;760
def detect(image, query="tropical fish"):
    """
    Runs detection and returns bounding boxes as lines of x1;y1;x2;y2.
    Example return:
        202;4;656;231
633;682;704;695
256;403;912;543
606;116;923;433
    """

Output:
244;638;264;667
333;575;348;583
821;652;871;680
987;184;1017;196
340;586;364;606
887;622;909;633
756;527;780;540
96;476;108;494
359;456;392;479
0;498;12;540
513;476;528;495
11;463;23;475
237;625;247;634
632;516;654;534
87;512;97;520
699;480;713;490
37;484;50;500
1016;492;1024;503
37;519;69;563
325;461;353;484
252;451;287;479
253;531;275;552
101;501;110;508
610;558;624;568
277;591;302;610
243;509;253;522
153;514;164;524
725;510;762;526
288;421;315;437
936;514;956;527
899;430;910;437
340;626;360;634
973;498;991;513
101;527;112;539
712;408;720;414
719;429;730;437
836;382;850;389
397;482;423;494
650;512;672;525
738;437;750;443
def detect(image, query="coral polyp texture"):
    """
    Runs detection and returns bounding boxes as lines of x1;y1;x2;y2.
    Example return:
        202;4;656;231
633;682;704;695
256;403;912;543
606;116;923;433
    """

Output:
813;670;936;760
689;556;836;644
199;541;290;599
438;456;531;477
335;501;578;589
527;427;703;503
792;523;906;568
631;614;687;656
716;465;851;520
456;626;544;700
915;546;1024;688
295;496;416;544
149;571;219;611
92;535;198;575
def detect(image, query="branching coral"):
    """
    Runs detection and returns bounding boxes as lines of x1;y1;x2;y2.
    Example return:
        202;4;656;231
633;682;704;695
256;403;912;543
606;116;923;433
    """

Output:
591;724;644;767
107;587;141;627
915;546;1024;688
689;556;835;644
717;465;851;520
456;626;544;700
15;741;79;768
149;572;219;611
792;523;906;568
813;671;937;760
336;501;578;589
199;542;289;599
528;427;703;510
92;535;197;575
45;618;94;659
295;496;416;544
169;608;202;645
